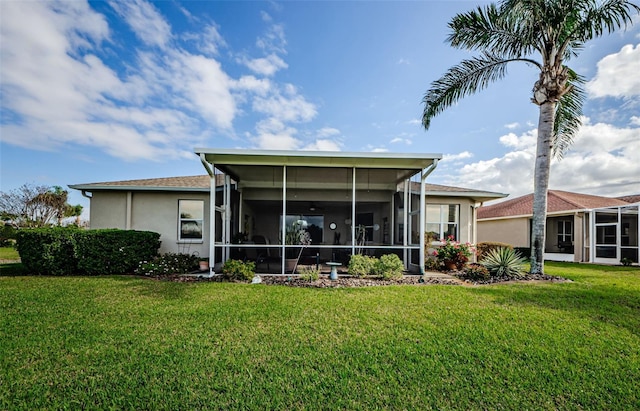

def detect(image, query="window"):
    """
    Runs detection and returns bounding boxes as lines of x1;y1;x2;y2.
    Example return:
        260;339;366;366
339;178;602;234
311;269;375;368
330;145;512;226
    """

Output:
557;220;573;244
179;200;204;241
281;215;324;244
426;204;459;241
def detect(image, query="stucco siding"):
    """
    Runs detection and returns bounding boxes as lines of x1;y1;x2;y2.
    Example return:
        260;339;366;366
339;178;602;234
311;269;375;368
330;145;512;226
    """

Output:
90;192;127;229
477;217;529;247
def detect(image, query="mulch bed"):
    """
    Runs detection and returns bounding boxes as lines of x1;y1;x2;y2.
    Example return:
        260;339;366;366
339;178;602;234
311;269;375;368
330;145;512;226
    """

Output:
158;272;569;287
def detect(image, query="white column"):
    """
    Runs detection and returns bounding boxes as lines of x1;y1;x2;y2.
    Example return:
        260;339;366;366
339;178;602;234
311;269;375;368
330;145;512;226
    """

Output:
210;167;216;273
281;165;287;275
403;179;409;269
224;174;232;262
125;191;132;230
419;169;427;274
351;167;356;257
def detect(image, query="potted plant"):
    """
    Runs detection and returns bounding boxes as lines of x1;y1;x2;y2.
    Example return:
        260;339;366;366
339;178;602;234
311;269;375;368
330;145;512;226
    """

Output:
433;235;474;271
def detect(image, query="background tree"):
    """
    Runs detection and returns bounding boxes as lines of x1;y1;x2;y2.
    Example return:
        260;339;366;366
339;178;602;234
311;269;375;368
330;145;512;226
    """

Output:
421;0;639;273
0;184;83;227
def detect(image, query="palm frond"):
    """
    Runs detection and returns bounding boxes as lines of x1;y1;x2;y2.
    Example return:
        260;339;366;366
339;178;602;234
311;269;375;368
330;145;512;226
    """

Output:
422;53;538;129
574;0;640;41
447;3;537;58
552;69;586;158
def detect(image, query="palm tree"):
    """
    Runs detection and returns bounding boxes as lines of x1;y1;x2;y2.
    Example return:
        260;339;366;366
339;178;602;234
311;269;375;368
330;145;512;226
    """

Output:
422;0;639;274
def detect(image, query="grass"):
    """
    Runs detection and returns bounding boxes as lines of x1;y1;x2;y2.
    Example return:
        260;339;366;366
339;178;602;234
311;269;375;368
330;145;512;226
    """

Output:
1;262;639;410
0;247;19;260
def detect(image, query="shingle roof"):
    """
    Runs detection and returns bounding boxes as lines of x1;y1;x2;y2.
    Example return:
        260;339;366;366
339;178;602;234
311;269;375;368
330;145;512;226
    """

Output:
69;175;222;191
478;190;631;219
617;194;640;204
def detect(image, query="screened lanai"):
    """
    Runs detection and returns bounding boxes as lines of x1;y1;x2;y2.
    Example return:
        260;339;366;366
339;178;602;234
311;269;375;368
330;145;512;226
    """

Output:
196;149;441;275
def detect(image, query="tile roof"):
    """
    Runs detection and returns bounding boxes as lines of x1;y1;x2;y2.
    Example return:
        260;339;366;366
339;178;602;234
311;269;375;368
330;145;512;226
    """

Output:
478;190;631;219
617;194;640;204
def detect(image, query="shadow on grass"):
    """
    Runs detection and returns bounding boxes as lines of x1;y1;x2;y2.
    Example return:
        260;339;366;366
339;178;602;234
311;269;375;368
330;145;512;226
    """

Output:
0;262;28;276
476;281;640;338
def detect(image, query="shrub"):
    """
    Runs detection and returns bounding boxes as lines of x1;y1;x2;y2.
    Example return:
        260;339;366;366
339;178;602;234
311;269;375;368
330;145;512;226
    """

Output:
374;254;404;279
476;242;513;261
0;224;17;247
514;247;531;260
16;228;161;275
620;257;633;267
16;227;80;275
135;253;200;276
222;259;255;281
482;247;527;278
299;265;320;281
74;230;161;275
424;257;441;272
461;263;490;281
348;254;376;278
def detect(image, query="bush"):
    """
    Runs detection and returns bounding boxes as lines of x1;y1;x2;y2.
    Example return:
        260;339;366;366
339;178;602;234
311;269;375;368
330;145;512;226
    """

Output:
374;254;404;279
16;227;80;275
514;247;531;260
16;228;161;275
135;253;200;276
222;259;255;281
348;254;376;278
0;224;17;247
482;247;527;279
74;230;161;275
461;263;490;281
476;242;513;261
424;257;441;272
299;265;320;281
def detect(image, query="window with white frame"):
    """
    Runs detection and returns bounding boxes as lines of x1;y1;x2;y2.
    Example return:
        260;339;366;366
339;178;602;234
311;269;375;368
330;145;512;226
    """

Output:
557;220;573;245
426;204;459;241
178;200;204;241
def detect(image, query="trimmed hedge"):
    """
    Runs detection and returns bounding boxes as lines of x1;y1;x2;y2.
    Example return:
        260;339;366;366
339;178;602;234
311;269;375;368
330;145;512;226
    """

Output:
16;227;79;275
16;228;161;275
476;241;513;261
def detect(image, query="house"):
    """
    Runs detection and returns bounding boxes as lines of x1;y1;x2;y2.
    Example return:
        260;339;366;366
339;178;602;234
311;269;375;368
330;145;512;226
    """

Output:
70;149;505;274
477;190;640;265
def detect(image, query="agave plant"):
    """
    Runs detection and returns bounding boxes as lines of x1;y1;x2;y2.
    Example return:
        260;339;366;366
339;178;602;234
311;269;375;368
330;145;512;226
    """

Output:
482;247;527;279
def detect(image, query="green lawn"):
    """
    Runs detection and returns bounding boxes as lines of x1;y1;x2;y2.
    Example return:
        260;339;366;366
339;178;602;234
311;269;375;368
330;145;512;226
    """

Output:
1;263;639;410
0;247;19;260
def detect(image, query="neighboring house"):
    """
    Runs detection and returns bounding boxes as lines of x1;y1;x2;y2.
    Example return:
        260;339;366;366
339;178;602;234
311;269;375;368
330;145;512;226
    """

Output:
477;190;640;265
70;149;505;274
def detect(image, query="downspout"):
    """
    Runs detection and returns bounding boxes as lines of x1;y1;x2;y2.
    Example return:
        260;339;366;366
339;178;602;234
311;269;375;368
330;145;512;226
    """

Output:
80;190;92;199
282;165;287;275
403;179;409;269
419;159;438;275
351;167;356;258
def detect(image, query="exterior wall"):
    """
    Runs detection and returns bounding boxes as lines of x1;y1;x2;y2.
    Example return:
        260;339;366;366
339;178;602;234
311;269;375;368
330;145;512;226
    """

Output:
90;192;128;229
477;217;530;247
90;191;211;257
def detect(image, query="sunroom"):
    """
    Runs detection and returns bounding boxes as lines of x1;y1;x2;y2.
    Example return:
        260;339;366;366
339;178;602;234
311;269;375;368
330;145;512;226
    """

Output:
196;149;441;275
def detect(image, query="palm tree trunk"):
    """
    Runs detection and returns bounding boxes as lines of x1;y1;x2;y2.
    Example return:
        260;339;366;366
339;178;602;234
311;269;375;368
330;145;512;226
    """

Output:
531;101;555;274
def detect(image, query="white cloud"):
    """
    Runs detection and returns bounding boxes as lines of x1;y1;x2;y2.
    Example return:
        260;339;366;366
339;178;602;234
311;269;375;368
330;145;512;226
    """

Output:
442;151;473;161
316;127;340;138
252;118;300;150
256;23;287;54
242;53;288;76
252;85;317;123
108;0;171;48
504;122;519;130
303;139;342;151
397;58;410;65
631;116;640;126
390;137;412;145
183;24;227;56
0;0;235;161
444;119;640;198
407;119;421;126
587;43;640;98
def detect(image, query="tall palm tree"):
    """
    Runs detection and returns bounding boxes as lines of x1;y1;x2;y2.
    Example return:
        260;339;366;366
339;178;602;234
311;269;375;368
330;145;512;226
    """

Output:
422;0;639;274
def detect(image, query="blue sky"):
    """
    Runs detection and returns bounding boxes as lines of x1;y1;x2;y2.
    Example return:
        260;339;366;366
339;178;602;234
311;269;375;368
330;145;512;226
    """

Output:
1;0;639;218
